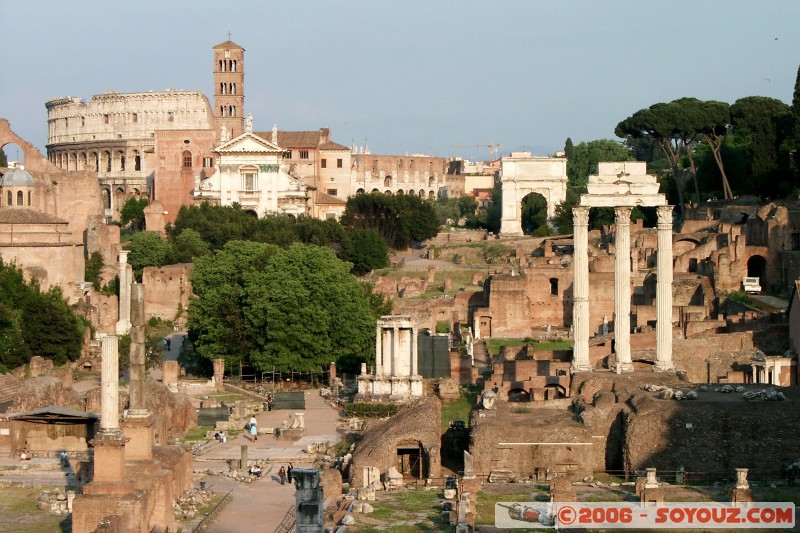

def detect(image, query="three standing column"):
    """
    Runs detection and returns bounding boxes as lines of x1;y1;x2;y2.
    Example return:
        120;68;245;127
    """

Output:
655;205;674;371
571;206;592;372
614;207;634;372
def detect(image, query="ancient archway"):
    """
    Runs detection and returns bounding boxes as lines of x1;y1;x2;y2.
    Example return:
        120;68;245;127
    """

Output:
747;255;766;289
499;154;567;236
520;192;549;236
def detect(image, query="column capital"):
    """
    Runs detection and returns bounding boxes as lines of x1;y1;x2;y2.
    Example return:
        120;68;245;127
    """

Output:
657;205;674;226
614;206;632;224
572;205;590;225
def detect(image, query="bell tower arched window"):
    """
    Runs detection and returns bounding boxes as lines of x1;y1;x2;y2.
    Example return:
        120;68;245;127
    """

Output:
182;151;192;168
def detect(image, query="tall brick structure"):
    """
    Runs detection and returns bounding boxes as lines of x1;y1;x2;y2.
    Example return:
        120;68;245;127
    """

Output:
213;40;245;138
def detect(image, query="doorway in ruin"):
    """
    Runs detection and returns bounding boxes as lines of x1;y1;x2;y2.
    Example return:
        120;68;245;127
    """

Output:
544;384;566;400
747;255;766;290
507;388;531;402
396;440;425;479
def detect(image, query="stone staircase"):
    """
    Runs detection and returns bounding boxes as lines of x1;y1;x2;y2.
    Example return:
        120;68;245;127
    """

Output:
473;341;490;370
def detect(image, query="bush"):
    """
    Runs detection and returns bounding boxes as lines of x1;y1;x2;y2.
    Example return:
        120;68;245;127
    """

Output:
342;402;400;418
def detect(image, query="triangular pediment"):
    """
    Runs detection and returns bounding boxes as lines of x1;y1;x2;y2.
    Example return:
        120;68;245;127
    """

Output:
215;131;283;154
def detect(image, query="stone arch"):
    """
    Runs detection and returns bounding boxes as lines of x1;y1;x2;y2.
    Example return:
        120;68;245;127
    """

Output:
428;190;435;199
384;176;392;188
1;141;25;167
101;189;111;210
747;255;767;288
356;188;365;194
674;238;699;256
395;439;427;479
371;188;379;193
519;191;549;236
385;190;392;195
0;120;60;174
499;157;567;236
397;189;404;196
507;388;530;402
244;209;258;218
544;384;566;400
418;189;425;197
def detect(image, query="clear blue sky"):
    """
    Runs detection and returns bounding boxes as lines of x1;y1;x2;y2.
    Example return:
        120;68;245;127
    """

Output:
1;1;798;162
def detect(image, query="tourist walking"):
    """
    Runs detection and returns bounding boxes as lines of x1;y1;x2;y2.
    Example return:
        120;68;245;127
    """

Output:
249;422;258;442
287;462;294;483
278;466;286;485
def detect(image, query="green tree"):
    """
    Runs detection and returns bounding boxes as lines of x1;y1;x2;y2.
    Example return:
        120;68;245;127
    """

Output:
188;241;376;373
341;228;388;275
567;139;631;189
340;192;439;249
0;148;7;168
166;228;210;264
127;231;170;279
520;192;550;236
84;251;105;290
731;96;793;195
120;197;149;231
551;188;580;234
21;287;84;365
564;138;575;160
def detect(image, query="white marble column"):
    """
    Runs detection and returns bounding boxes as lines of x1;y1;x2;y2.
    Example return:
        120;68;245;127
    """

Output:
392;326;400;376
571;206;592;372
773;360;781;385
411;325;418;376
614;207;633;372
374;325;383;376
655;205;674;371
115;250;131;335
100;335;121;434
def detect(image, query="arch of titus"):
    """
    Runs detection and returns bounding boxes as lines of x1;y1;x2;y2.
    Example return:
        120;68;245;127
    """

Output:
499;153;567;236
570;162;674;373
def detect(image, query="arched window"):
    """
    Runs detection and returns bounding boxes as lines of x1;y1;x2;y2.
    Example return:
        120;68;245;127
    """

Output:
6;191;11;206
219;60;225;72
231;83;236;95
230;106;236;117
182;150;192;168
134;151;141;171
119;152;125;171
231;60;237;72
220;82;226;95
27;191;31;206
384;176;392;187
220;106;226;117
104;151;111;172
17;191;23;206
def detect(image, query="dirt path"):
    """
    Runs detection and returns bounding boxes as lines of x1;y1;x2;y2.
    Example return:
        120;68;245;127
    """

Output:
205;390;341;533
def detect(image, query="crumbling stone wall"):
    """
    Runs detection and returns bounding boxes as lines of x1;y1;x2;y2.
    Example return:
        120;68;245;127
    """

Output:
142;264;193;324
623;389;800;474
350;395;441;487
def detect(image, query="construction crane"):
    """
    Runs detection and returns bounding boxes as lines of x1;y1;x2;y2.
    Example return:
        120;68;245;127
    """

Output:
452;143;503;162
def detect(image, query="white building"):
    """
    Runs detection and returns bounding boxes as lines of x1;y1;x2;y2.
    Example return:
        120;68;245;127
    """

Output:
193;120;308;217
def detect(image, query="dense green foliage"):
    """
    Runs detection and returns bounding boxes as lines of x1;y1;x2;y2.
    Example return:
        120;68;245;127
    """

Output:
0;148;7;168
340;192;439;249
127;231;170;279
120;197;149;231
342;228;389;275
566;139;631;189
84;251;104;291
0;259;84;370
520;193;550;236
187;241;378;374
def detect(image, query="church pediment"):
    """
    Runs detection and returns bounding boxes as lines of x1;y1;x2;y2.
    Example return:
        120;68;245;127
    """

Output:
215;132;283;154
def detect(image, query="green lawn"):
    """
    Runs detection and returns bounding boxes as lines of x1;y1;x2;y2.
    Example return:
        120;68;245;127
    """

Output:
440;386;479;430
0;486;71;532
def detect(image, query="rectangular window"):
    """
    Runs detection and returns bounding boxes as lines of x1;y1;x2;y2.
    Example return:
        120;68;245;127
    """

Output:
321;159;327;168
242;173;257;191
203;157;213;167
299;150;309;160
132;113;138;123
283;150;292;159
337;158;343;168
104;114;109;124
326;189;337;196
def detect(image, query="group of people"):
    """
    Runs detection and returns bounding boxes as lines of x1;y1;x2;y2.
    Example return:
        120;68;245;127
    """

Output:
277;462;294;485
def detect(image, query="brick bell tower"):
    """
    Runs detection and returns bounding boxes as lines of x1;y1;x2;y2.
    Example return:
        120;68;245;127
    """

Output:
213;39;245;139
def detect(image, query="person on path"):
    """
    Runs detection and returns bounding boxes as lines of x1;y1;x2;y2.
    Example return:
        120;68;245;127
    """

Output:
249;422;258;442
278;466;286;485
287;462;293;483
